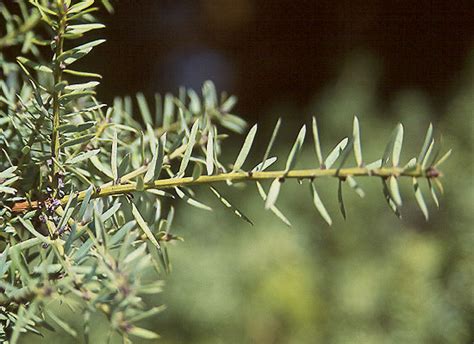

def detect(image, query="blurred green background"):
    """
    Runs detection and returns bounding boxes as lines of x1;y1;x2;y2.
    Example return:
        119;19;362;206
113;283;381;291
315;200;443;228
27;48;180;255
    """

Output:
22;1;473;343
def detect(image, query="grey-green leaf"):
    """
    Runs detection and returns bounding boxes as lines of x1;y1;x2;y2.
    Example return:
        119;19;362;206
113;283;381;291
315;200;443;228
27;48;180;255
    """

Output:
265;178;281;209
175;187;212;211
382;179;401;218
312;117;324;166
310;182;332;225
392;123;404;167
256;182;291;227
428;179;440;208
206;128;214;175
421;139;434;169
233;124;257;172
353;116;363;166
144;134;165;183
210;186;253;225
65;149;100;165
111;130;118;181
434;149;452;168
137;92;153;126
178;120;199;177
285;125;306;173
418;123;433;164
346;176;365;198
260;118;281;171
337;179;346;219
413;177;429;220
131;202;161;248
324;137;348;169
389;176;402;206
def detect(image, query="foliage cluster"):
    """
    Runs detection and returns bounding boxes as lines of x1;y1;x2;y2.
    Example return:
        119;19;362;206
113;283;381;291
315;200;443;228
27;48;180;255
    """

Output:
0;1;450;343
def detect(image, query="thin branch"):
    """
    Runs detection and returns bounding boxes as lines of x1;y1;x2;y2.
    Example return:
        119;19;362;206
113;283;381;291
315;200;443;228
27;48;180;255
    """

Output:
11;165;440;214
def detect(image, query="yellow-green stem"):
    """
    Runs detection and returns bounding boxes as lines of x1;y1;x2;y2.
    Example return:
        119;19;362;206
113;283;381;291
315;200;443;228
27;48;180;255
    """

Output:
61;165;431;206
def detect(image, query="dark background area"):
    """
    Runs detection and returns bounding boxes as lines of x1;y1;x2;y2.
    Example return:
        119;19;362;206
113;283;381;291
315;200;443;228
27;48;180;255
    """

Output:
93;0;474;117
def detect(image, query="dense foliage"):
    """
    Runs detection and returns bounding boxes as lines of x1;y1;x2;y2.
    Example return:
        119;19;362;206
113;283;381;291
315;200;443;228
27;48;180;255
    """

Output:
0;1;452;343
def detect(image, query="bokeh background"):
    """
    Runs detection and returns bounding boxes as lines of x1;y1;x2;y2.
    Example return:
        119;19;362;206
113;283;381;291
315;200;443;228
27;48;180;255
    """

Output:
24;0;473;343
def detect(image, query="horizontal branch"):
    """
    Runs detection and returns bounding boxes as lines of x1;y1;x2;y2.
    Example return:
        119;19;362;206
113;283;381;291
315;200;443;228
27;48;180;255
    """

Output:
11;165;439;214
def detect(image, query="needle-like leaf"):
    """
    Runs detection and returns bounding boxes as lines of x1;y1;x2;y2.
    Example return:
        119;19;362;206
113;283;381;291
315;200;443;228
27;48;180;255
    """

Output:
265;178;281;209
285;125;306;173
413;177;429;220
206;128;214;175
353;116;363;167
418;123;433;164
178;120;199;177
260;118;281;171
310;182;332;225
256;182;291;227
324;137;348;169
233;124;257;172
210;186;253;225
392;123;404;167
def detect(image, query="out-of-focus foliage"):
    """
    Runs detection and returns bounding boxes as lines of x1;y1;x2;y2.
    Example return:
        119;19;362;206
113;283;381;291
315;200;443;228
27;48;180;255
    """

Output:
23;51;472;343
